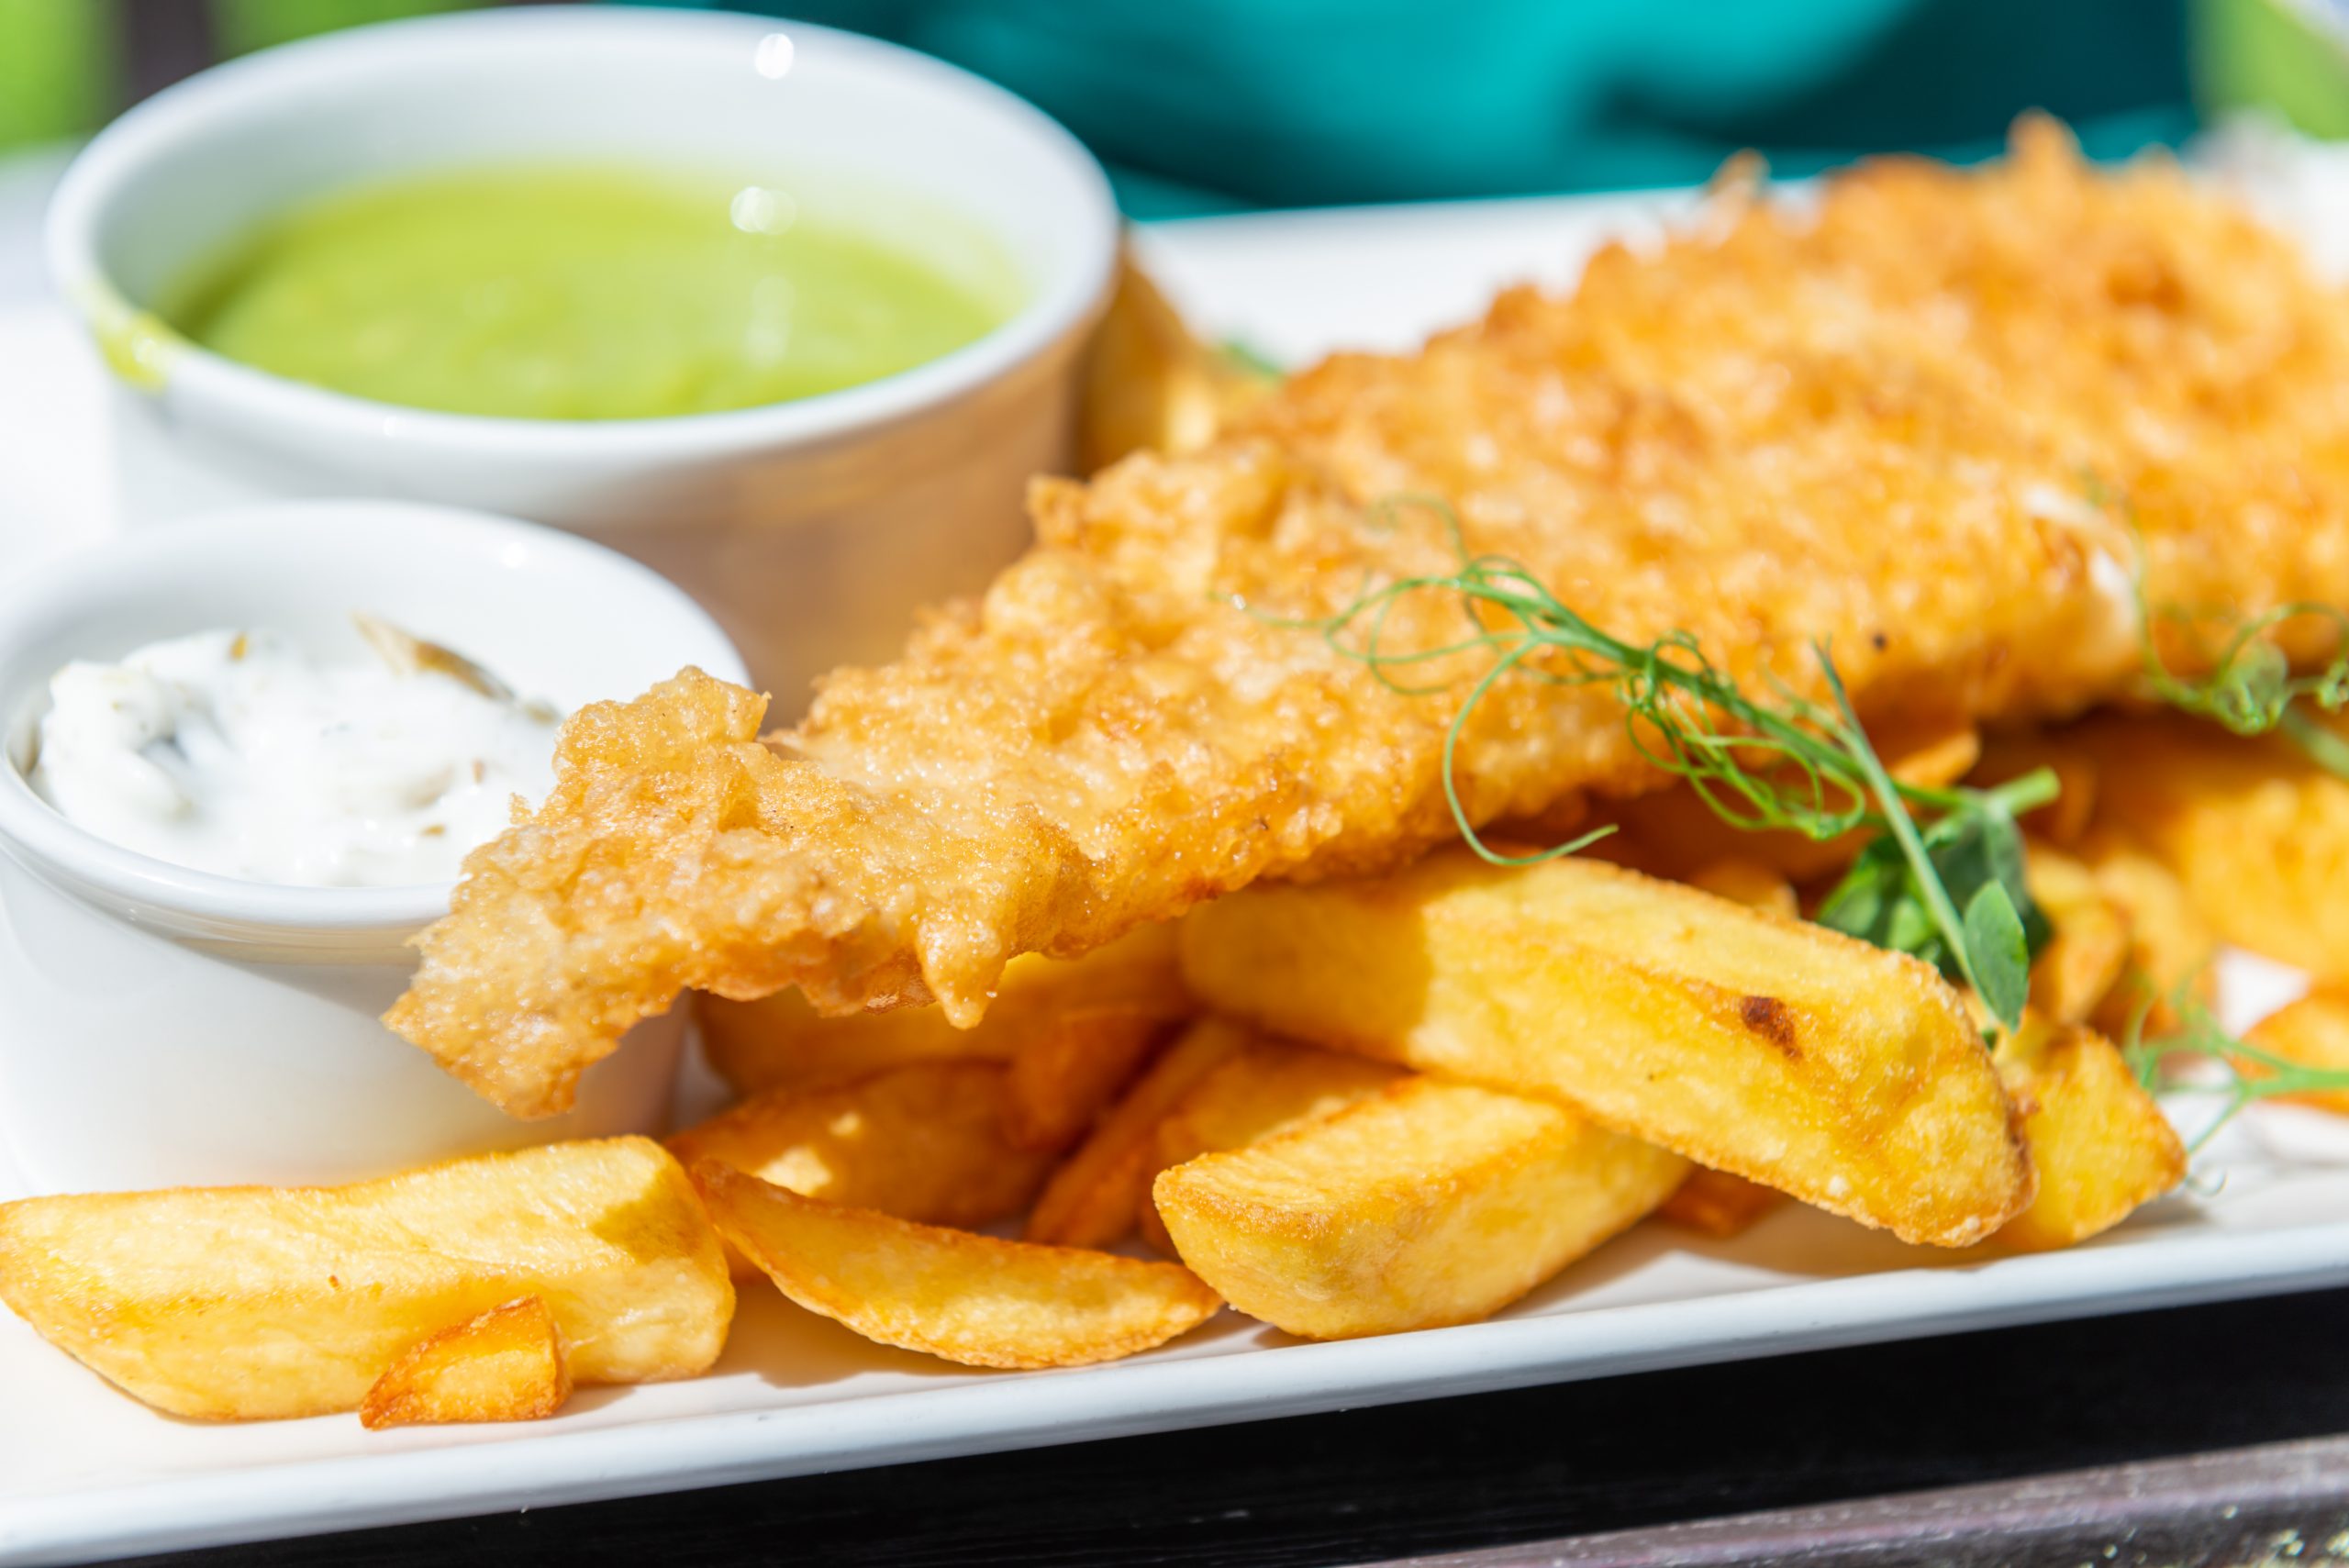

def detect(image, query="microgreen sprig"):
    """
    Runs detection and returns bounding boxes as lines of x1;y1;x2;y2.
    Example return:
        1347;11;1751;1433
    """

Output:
2121;980;2349;1152
1251;497;2055;1030
2100;474;2349;773
2138;595;2349;748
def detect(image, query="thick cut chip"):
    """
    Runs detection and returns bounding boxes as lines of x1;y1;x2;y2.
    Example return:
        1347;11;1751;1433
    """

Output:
2244;991;2349;1116
1149;1044;1403;1174
666;1062;1054;1271
696;1162;1221;1368
1657;1168;1787;1240
1180;851;2031;1247
1972;729;2100;847
1155;1078;1688;1339
1003;1009;1172;1152
1077;254;1274;472
0;1138;732;1420
2025;844;2132;1028
1684;858;1798;918
2065;716;2349;983
1989;1021;2185;1251
698;925;1186;1096
360;1296;572;1430
1025;1018;1250;1248
2069;827;2221;1036
1136;1042;1403;1253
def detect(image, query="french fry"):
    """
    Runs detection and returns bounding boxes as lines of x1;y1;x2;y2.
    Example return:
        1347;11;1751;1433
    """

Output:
1657;1168;1787;1240
1988;1020;2185;1251
2243;991;2349;1115
1135;1042;1402;1253
2025;843;2132;1028
696;1162;1221;1369
360;1296;572;1430
1025;1018;1251;1248
2072;826;2220;1036
666;1062;1054;1274
1155;1078;1688;1339
1970;728;2099;847
1003;1009;1170;1152
698;924;1186;1095
2065;715;2349;983
1075;253;1275;473
1179;851;2032;1247
0;1138;732;1420
1684;858;1798;918
1673;861;1803;1206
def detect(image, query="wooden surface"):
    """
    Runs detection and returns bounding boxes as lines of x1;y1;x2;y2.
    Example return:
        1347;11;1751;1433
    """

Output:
123;1285;2349;1567
1383;1434;2349;1566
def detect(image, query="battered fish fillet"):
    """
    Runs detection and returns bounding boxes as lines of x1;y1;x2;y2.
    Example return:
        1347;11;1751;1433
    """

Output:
391;121;2349;1118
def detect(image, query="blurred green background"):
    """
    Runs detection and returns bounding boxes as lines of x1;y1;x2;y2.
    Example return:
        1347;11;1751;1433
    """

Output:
0;0;2340;216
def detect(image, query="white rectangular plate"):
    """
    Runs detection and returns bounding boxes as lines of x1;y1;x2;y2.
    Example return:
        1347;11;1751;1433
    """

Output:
6;173;2349;1568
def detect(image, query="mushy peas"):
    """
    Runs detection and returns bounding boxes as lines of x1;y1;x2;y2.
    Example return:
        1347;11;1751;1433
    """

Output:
161;166;1011;420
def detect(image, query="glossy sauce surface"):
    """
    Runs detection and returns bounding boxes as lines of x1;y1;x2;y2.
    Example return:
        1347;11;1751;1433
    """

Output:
163;166;1010;420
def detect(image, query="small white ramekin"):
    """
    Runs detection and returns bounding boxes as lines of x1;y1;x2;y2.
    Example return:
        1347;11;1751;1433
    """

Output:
0;501;748;1195
44;6;1119;710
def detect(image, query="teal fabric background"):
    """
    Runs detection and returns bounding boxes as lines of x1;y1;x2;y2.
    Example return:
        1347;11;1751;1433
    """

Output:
647;0;2194;215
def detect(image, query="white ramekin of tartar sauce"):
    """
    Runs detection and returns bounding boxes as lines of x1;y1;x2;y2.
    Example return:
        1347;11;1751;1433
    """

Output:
0;501;748;1194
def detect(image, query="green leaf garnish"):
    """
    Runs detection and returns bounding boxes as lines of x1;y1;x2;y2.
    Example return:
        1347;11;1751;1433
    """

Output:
1962;882;2032;1033
1248;495;2056;1034
1814;787;2051;1022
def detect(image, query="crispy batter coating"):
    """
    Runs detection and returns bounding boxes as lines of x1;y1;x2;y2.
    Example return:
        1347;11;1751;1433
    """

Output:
391;122;2349;1117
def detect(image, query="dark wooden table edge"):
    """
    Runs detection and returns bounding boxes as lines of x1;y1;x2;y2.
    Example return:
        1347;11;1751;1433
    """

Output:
1362;1433;2349;1567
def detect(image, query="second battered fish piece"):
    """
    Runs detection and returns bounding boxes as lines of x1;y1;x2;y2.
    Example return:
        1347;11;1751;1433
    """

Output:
391;123;2349;1118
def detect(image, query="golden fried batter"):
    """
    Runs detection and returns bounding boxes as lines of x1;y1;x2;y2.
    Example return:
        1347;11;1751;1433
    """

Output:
391;122;2349;1117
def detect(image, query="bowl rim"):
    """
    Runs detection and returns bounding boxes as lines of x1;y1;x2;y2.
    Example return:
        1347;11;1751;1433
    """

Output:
0;500;749;939
42;4;1121;462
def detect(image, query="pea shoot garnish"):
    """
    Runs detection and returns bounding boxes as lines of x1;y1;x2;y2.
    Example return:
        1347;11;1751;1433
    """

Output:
2137;592;2349;776
2094;473;2349;773
2121;981;2349;1151
1257;498;2056;1031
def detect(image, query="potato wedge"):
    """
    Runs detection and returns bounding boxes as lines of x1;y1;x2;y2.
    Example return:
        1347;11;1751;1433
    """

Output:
1684;858;1798;918
2065;715;2349;983
1656;1168;1787;1240
699;924;1186;1095
361;1296;572;1430
1155;1078;1688;1338
1989;1021;2185;1251
1003;1009;1171;1152
2025;843;2132;1028
1970;728;2099;847
0;1138;731;1420
666;1062;1054;1274
1026;1018;1251;1248
1135;1042;1403;1253
2243;991;2349;1116
2072;826;2221;1036
1149;1044;1402;1175
1076;254;1275;473
696;1162;1221;1368
1180;851;2030;1247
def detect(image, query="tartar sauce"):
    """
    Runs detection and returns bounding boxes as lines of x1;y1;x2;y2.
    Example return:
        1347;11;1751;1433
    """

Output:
28;620;562;887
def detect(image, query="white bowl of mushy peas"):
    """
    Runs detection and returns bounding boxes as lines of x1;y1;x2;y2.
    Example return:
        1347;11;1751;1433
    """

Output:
45;6;1119;711
0;501;748;1195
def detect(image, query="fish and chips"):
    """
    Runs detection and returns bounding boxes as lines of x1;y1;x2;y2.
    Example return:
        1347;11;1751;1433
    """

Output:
11;124;2349;1424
